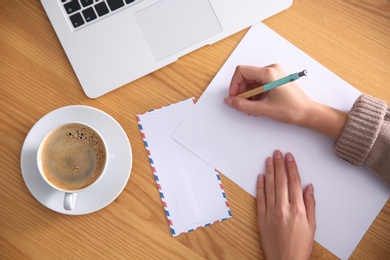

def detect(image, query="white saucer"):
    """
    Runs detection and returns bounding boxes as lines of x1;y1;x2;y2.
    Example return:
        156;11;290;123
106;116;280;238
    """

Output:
21;105;132;215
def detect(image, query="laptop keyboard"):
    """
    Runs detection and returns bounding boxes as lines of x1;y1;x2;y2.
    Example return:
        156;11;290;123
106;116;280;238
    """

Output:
61;0;141;29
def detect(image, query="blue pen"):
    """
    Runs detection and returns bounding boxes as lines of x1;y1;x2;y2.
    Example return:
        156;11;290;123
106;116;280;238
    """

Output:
237;70;307;99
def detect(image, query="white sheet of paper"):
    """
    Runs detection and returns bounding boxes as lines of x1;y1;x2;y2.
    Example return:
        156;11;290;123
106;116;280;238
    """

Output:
137;98;231;236
173;23;390;259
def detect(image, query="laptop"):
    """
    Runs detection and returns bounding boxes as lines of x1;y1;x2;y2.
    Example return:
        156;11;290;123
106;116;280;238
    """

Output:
41;0;292;98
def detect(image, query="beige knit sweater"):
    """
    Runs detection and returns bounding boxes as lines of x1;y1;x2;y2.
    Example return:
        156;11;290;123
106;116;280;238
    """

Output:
334;94;390;185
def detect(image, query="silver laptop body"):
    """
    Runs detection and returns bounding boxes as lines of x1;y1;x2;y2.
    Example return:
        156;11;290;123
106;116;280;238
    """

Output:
41;0;292;98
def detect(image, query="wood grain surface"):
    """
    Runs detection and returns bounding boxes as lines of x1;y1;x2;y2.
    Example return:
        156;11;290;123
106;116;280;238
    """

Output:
1;0;389;259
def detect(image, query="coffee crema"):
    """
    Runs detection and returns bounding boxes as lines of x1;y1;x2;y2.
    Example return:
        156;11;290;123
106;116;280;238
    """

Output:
38;123;106;191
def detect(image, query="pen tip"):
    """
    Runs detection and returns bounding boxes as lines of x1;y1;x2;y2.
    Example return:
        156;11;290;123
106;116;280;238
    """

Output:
298;70;308;77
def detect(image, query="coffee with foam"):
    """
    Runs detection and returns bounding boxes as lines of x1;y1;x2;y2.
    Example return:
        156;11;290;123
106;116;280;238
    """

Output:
38;123;106;191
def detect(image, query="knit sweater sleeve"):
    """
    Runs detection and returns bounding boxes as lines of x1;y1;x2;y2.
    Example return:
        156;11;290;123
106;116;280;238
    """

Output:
333;94;390;185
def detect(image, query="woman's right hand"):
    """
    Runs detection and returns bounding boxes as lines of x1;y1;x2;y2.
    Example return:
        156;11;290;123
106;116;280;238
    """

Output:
223;64;316;126
224;64;348;140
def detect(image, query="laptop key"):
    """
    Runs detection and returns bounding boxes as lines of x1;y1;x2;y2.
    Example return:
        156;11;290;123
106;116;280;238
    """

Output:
107;0;124;11
64;0;81;14
95;2;110;17
125;0;135;3
69;12;85;28
80;0;94;7
82;7;97;22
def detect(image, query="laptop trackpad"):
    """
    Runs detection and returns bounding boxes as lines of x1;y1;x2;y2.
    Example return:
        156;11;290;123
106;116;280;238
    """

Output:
135;0;222;61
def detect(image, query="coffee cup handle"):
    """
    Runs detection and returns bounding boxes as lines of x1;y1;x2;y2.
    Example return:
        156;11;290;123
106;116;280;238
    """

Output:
64;192;77;210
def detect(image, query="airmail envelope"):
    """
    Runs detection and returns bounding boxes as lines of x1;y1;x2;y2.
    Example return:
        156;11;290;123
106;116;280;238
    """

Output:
136;98;231;236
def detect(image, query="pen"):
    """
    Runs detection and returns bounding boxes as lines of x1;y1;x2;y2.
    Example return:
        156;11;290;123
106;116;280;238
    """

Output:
236;70;308;99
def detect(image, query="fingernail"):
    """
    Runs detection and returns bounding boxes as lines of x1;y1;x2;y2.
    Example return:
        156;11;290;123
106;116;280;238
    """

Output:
224;97;232;107
309;184;314;195
266;157;273;165
286;153;294;162
258;174;264;182
274;150;282;159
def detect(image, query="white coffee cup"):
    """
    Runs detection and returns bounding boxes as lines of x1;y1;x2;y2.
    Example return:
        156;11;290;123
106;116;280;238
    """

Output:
37;122;108;210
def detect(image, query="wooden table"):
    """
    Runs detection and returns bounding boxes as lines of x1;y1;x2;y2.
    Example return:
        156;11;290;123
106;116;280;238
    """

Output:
1;1;389;259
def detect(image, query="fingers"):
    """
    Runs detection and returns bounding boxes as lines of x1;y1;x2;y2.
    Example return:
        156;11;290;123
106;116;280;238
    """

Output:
258;151;316;259
264;150;289;208
228;65;265;96
224;96;270;116
228;65;282;96
285;153;304;204
263;151;305;204
259;150;316;240
262;151;311;213
273;150;288;206
265;156;275;207
256;174;266;217
224;64;291;118
304;184;316;229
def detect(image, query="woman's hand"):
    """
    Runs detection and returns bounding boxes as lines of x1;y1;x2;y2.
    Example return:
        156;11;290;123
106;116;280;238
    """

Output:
257;150;316;260
224;64;315;125
224;64;348;140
